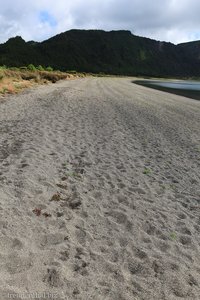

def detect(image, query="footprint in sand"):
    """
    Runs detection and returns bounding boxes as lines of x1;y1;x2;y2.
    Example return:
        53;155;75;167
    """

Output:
39;233;67;248
179;235;192;246
5;252;33;274
43;268;63;287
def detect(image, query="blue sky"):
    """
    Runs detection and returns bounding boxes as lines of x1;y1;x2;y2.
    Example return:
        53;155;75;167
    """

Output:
39;11;57;28
0;0;200;44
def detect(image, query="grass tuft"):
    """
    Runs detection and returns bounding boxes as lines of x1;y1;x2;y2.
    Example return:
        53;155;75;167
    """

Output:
143;168;151;175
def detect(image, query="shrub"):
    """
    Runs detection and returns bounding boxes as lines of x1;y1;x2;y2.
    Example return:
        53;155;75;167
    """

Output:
27;64;36;71
37;65;45;71
0;65;7;70
46;66;53;72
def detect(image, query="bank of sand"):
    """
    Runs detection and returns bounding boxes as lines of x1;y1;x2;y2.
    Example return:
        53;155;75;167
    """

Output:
0;77;199;299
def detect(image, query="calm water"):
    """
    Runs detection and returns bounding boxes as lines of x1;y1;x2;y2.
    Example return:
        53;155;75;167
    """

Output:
134;80;200;100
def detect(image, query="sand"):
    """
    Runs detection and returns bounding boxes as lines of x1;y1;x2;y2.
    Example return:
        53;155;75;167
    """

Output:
0;77;199;300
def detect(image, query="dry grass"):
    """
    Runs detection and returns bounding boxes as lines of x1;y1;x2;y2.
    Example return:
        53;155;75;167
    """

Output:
0;69;85;96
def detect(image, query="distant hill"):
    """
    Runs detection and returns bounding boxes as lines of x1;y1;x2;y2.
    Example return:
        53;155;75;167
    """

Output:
178;40;200;61
0;29;200;77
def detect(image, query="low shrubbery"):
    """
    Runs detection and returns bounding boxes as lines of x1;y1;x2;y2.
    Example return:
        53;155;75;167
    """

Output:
46;66;53;72
0;64;85;95
27;64;37;71
26;64;53;72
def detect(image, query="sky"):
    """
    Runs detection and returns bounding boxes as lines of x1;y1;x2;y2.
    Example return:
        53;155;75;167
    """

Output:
0;0;200;44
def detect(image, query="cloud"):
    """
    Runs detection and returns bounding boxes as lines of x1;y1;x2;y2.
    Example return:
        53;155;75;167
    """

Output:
0;0;200;44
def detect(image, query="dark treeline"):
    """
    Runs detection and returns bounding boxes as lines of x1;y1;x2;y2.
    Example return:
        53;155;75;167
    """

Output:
0;29;200;77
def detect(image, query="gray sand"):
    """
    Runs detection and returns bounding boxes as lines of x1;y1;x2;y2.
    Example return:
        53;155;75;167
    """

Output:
0;77;200;300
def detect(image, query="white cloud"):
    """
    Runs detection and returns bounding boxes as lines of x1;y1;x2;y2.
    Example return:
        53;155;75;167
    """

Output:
0;0;200;44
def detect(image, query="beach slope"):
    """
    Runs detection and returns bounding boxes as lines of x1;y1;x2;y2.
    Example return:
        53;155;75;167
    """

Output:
0;77;200;299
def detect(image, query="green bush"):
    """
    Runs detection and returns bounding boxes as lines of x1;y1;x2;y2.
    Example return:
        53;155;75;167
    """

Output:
37;65;45;71
46;66;53;72
0;65;7;70
27;64;36;71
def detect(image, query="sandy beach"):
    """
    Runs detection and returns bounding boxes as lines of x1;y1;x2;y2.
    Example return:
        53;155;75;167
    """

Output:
0;77;200;299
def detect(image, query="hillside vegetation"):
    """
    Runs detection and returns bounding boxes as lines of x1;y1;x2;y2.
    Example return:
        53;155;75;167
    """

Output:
179;40;200;61
0;30;200;77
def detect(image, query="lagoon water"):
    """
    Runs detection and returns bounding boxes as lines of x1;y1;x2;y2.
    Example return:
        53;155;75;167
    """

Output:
134;80;200;100
148;80;200;90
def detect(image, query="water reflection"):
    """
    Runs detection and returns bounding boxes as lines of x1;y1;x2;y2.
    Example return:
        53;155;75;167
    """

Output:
134;80;200;100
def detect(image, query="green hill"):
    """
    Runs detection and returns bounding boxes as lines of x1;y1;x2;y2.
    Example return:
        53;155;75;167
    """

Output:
178;40;200;61
0;29;200;77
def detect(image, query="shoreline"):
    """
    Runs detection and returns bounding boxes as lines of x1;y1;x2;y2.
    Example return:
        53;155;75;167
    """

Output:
134;79;200;101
